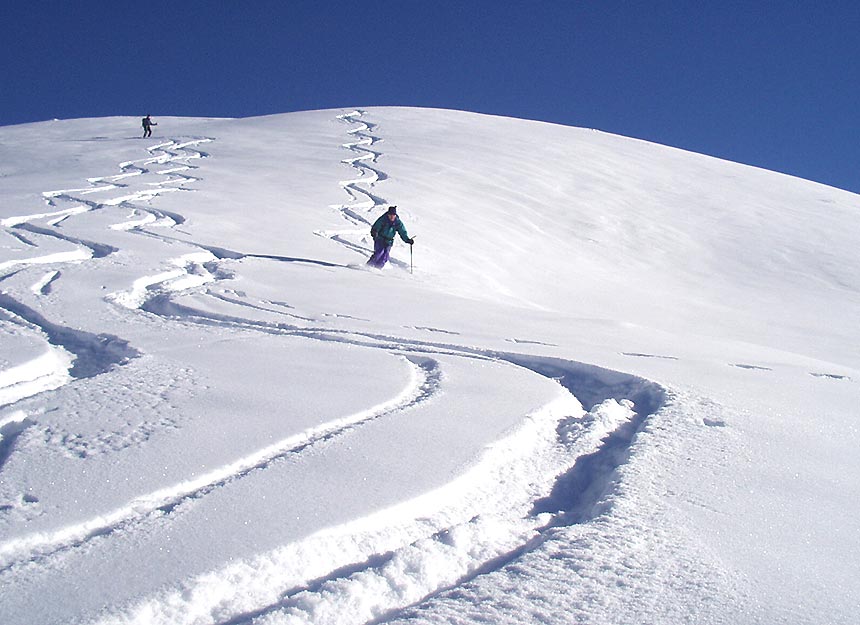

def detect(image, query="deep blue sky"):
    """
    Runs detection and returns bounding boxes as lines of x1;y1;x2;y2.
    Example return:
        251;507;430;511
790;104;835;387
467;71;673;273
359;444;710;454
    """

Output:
3;1;859;193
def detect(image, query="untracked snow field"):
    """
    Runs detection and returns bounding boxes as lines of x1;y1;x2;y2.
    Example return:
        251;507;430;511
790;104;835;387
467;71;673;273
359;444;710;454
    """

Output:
1;108;859;624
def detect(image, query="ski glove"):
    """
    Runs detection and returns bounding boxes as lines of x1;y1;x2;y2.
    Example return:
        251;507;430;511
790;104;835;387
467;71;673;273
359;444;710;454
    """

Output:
407;238;414;245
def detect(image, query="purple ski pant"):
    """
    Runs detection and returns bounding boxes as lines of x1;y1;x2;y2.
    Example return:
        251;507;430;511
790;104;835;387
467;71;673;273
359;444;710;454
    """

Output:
367;237;392;268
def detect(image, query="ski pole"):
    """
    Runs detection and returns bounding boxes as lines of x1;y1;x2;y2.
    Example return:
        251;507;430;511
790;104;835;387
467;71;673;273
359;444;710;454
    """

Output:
410;242;413;274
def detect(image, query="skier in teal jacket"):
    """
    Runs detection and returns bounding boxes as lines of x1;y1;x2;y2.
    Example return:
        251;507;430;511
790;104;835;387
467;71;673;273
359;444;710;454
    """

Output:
367;206;413;268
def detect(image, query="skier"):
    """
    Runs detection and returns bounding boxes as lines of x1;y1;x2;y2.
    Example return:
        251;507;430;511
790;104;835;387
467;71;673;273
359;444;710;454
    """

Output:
142;115;157;138
367;206;413;269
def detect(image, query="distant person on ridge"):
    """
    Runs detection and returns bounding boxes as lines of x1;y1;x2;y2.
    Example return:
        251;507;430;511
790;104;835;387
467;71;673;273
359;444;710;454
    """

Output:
367;206;413;269
142;115;157;138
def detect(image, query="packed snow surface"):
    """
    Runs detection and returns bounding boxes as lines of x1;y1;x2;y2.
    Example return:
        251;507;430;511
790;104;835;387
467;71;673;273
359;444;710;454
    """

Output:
1;108;858;624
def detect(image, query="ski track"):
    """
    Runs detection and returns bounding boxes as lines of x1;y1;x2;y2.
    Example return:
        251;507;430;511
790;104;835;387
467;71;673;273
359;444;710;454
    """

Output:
82;328;664;625
0;120;672;625
30;270;60;295
0;292;140;381
315;111;391;258
1;137;212;257
0;137;212;388
96;285;665;625
0;355;440;573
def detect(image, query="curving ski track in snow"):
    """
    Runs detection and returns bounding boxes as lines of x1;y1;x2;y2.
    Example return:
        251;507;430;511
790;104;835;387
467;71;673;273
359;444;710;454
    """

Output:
4;138;210;236
82;340;663;625
314;110;395;262
0;120;670;625
333;110;387;223
84;280;665;625
0;136;213;398
0;355;440;572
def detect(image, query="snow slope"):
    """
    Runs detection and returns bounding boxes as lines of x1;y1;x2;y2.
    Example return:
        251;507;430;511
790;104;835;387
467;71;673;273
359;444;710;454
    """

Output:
0;108;858;625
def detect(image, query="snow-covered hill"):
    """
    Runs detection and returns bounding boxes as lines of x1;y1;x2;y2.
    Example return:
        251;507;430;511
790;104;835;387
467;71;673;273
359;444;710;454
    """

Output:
1;108;858;625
